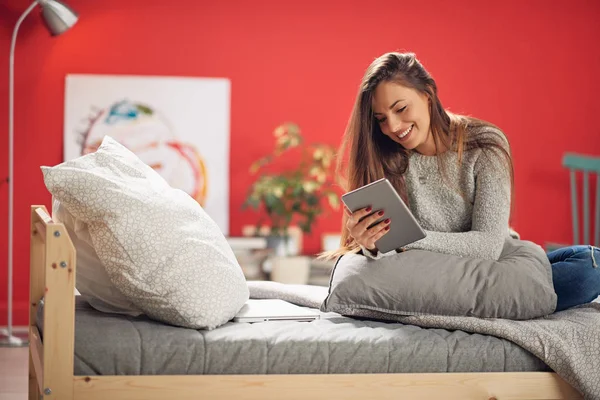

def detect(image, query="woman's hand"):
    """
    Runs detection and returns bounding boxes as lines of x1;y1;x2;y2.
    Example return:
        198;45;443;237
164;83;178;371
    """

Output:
345;205;390;254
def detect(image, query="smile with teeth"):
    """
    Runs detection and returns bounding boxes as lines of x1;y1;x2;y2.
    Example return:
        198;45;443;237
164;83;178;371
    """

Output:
398;124;413;139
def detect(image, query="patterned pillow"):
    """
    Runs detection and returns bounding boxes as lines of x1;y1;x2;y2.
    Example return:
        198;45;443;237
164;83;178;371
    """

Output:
52;198;143;316
42;136;248;329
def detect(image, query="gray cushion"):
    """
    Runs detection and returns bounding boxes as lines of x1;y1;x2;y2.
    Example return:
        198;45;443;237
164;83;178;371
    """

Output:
321;238;557;320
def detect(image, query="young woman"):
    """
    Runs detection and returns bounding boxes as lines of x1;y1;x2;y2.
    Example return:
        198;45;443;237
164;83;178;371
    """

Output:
331;52;599;312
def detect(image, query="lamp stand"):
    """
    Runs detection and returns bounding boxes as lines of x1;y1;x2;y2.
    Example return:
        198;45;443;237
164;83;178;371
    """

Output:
1;1;38;347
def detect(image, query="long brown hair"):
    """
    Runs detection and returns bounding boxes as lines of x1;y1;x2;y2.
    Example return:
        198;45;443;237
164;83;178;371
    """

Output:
321;52;514;260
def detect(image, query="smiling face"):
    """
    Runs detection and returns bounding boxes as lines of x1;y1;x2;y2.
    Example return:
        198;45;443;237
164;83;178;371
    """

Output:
372;81;436;155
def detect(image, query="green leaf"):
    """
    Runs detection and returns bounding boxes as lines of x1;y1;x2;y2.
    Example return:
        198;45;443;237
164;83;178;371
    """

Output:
247;195;261;209
291;201;302;212
298;221;311;233
326;191;340;210
306;194;319;206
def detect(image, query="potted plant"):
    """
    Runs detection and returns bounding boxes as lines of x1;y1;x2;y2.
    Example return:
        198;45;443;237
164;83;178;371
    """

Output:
242;122;340;283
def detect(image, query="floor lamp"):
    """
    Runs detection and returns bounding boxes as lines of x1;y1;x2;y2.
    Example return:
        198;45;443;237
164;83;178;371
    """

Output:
1;0;78;347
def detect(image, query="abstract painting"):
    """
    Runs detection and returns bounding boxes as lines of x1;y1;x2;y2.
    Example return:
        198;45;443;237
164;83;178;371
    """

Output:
64;74;230;234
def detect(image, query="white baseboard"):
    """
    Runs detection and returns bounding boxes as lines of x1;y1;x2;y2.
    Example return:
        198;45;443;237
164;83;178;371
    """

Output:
0;326;28;333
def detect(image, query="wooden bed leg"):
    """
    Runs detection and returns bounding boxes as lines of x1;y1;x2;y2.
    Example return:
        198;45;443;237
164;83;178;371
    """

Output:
44;220;76;399
29;206;76;400
30;206;46;400
29;349;39;400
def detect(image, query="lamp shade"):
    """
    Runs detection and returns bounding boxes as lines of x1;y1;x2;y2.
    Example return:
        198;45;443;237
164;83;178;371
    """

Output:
39;0;78;36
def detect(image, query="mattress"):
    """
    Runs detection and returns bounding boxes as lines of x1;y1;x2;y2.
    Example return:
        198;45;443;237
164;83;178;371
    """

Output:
37;296;549;375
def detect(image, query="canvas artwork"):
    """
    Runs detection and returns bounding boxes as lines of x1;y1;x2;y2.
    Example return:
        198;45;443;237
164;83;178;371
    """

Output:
64;74;231;234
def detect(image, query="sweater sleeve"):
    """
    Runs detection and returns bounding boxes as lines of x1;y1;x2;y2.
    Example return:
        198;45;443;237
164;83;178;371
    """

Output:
403;146;511;260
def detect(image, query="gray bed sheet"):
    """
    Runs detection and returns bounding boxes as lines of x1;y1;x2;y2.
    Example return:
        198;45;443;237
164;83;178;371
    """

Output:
37;295;548;375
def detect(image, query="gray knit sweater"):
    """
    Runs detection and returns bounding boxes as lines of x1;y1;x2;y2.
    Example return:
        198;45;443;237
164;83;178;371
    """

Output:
363;128;511;261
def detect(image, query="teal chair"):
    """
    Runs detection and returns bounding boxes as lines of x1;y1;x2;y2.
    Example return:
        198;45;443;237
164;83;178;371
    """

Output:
563;153;600;247
547;153;600;252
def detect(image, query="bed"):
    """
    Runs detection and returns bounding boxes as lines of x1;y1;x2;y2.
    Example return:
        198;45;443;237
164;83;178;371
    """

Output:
27;205;582;399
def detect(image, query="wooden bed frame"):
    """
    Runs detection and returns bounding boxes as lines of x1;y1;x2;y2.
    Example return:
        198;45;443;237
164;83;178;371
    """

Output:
27;205;583;400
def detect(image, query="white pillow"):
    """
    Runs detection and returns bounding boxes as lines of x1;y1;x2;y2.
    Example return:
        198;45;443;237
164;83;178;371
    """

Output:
42;136;249;329
52;198;142;316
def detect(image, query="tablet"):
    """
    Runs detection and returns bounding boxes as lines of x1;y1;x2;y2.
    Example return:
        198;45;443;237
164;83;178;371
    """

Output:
341;178;426;253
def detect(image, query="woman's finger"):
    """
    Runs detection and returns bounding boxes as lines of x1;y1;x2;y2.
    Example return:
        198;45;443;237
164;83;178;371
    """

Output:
367;218;390;239
357;209;384;232
346;215;357;231
354;205;373;220
367;223;391;247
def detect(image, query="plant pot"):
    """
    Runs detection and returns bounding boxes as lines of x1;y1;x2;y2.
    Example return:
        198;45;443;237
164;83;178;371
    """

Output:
269;256;311;285
266;235;300;257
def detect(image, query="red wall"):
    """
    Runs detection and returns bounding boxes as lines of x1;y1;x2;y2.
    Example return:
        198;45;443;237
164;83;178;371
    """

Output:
1;0;599;325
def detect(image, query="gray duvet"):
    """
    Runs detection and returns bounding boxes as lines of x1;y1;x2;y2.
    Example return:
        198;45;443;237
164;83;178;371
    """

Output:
250;281;600;400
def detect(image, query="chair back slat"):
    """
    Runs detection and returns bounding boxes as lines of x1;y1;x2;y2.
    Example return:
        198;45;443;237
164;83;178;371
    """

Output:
569;168;580;244
583;170;589;245
594;173;600;247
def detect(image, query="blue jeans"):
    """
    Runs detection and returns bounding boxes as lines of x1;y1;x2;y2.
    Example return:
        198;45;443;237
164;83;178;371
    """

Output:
548;245;600;311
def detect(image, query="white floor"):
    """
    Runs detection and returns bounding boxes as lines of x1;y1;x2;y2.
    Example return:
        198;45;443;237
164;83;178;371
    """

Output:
0;347;28;400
